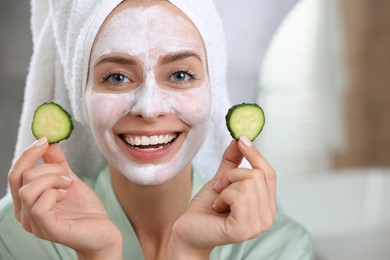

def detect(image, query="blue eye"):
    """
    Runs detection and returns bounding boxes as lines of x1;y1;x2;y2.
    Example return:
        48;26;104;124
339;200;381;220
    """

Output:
103;72;130;85
172;71;188;82
170;70;197;85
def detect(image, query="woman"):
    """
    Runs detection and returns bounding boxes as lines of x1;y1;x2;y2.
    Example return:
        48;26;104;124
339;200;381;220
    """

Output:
0;0;314;259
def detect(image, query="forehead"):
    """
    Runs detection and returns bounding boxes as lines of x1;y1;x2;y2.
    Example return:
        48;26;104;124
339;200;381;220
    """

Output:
91;1;205;59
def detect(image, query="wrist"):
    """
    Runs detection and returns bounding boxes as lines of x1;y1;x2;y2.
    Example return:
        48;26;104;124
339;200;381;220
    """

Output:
77;230;123;260
77;244;122;260
167;229;212;260
167;242;211;260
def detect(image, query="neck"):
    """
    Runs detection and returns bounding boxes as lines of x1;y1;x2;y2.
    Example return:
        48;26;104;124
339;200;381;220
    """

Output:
110;163;193;259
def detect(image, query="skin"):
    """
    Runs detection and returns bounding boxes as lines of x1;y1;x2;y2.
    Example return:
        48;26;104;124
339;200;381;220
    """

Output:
8;1;277;259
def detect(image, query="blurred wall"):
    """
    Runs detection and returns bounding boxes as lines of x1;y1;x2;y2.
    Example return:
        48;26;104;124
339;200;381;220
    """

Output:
0;0;31;197
335;0;390;168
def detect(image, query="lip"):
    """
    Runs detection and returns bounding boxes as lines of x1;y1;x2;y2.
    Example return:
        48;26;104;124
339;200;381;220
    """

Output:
116;131;182;162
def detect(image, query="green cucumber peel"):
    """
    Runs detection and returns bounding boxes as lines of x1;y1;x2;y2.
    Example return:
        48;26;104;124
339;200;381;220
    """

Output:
225;103;265;141
31;102;74;144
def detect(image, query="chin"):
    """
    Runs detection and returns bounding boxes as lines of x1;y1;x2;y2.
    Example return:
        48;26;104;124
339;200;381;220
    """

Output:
111;150;191;186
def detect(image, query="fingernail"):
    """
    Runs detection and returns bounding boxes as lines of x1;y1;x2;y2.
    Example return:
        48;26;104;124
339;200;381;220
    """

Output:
34;137;47;147
57;189;67;193
60;175;73;182
240;135;252;148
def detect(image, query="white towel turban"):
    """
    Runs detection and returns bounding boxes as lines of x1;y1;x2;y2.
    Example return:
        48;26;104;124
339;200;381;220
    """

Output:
14;0;232;182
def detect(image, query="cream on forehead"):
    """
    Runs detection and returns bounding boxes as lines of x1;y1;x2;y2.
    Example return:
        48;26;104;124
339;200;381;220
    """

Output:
91;6;204;63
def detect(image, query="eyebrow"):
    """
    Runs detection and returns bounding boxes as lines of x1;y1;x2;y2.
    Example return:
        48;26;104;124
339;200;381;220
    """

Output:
160;51;202;64
95;56;137;67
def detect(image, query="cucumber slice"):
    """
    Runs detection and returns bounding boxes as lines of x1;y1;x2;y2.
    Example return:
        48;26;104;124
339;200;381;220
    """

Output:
225;103;265;141
31;102;74;144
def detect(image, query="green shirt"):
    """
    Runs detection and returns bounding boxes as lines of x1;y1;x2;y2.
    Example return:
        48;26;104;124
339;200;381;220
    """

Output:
0;167;314;259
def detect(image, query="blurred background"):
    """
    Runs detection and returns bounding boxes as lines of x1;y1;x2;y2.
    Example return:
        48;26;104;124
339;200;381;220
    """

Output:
0;2;31;194
1;0;390;259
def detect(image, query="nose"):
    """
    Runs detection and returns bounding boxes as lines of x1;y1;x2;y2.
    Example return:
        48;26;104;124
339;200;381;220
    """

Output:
131;72;170;121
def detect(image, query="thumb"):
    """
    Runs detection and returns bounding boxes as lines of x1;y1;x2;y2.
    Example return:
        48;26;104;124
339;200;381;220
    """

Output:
42;143;77;179
212;139;243;181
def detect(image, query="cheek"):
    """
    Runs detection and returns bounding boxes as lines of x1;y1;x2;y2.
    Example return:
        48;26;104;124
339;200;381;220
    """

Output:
85;90;135;130
164;85;211;126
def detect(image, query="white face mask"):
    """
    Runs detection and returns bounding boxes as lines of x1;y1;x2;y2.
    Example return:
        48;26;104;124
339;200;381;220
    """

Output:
85;6;211;185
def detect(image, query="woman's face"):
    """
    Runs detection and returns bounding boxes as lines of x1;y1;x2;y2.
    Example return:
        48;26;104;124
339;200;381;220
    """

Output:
85;1;211;185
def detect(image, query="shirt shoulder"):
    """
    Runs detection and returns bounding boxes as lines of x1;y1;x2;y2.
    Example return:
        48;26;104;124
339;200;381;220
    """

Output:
211;213;314;260
0;194;76;259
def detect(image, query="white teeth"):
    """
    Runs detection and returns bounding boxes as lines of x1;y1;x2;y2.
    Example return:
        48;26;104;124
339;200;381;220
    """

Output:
135;136;141;146
124;134;177;146
141;136;149;145
158;135;164;143
150;136;159;145
167;134;176;143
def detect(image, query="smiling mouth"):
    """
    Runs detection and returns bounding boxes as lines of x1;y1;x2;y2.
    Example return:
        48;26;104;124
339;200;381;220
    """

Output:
120;133;179;151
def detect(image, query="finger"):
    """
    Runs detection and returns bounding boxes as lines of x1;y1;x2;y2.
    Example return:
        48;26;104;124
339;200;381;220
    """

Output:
213;175;258;213
253;170;274;225
213;168;252;193
42;144;73;175
238;136;272;171
213;187;261;242
8;137;49;220
214;179;273;241
213;139;243;181
20;213;33;233
213;188;239;213
29;189;68;240
19;174;73;212
19;173;70;234
238;135;277;216
18;174;72;235
22;163;70;186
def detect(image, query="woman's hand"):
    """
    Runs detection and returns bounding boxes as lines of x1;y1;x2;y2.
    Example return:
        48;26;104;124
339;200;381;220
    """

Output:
8;137;122;260
168;136;277;259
